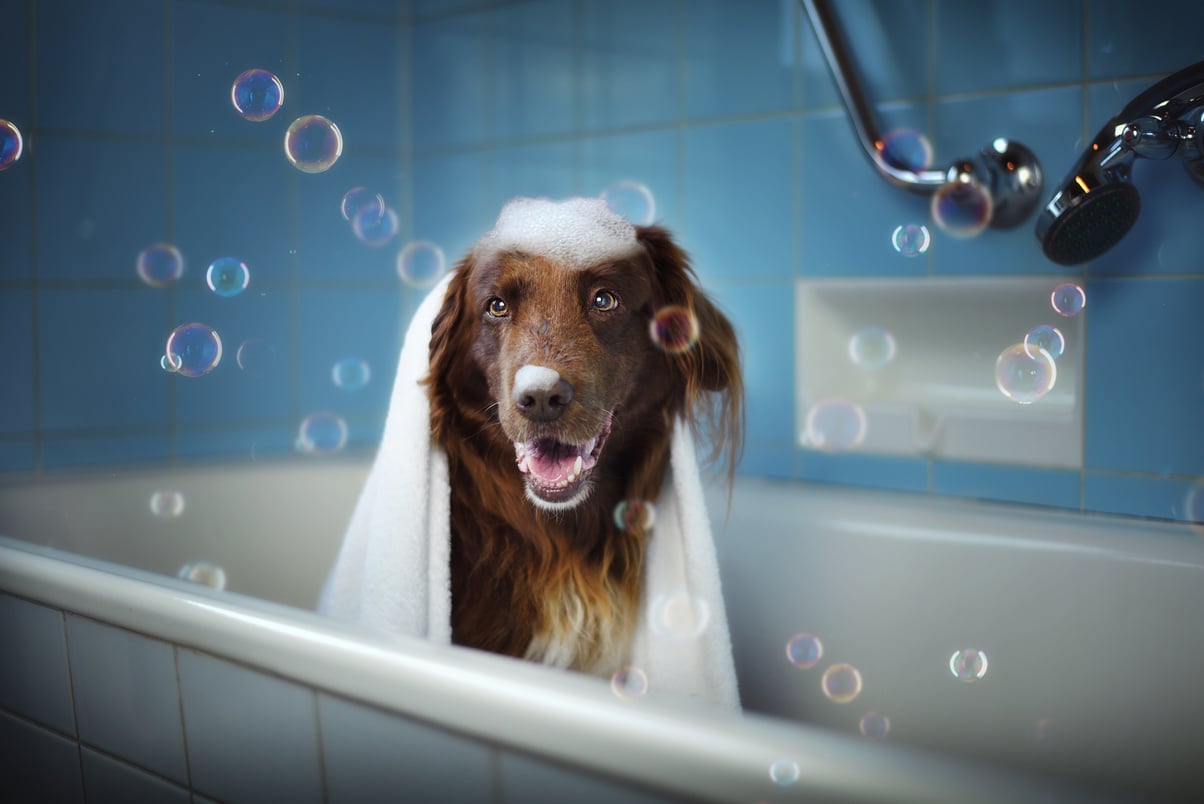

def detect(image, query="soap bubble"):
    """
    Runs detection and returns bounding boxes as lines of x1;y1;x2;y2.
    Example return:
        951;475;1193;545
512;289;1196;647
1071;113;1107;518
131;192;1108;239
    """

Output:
160;353;183;373
821;663;863;703
768;758;800;786
802;399;867;452
148;490;185;518
178;561;227;590
613;499;656;533
649;305;700;354
297;411;348;455
284;114;343;173
396;240;446;288
340;186;385;223
859;711;891;739
609;666;648;701
205;257;250;297
648;593;710;639
351;205;399;246
165;323;223;378
848;326;897;370
136;243;185;287
931;176;992;238
949;648;989;682
891;223;931;257
1050;283;1086;317
236;338;276;376
995;342;1056;404
230;68;284;122
785;633;823;669
600;180;656;225
332;357;371;391
1023;324;1065;360
881;128;933;172
0;119;23;170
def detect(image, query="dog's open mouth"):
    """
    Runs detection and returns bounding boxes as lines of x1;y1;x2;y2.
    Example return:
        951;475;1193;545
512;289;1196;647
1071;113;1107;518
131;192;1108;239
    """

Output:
514;413;613;506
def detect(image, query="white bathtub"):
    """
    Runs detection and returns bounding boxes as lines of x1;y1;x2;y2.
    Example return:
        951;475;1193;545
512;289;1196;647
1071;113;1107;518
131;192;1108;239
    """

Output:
1;461;1196;801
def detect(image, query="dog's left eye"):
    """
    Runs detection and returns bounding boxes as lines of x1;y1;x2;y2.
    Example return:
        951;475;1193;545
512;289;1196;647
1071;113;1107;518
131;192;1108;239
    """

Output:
591;290;620;312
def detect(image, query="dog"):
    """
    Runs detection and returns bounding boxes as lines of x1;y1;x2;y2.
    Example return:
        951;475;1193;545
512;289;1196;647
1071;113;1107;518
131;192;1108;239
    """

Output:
423;202;742;677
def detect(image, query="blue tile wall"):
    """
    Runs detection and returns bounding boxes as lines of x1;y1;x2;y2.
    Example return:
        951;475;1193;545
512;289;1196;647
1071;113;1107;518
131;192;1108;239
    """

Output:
4;0;1202;523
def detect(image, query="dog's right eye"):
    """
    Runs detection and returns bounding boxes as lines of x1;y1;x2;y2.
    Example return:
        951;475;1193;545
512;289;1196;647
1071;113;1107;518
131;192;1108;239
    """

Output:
486;298;509;318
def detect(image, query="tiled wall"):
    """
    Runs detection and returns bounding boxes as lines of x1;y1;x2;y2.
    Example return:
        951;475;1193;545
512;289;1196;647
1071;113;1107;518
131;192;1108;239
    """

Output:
2;0;1201;522
0;591;682;803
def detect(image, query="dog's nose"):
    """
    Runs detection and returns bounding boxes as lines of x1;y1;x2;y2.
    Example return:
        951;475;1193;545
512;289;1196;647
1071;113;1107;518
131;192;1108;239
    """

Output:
513;364;574;422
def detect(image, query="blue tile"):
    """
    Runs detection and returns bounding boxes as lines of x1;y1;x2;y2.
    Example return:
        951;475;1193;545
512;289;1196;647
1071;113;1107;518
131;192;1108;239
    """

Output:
80;748;190;804
41;434;171;470
412;13;491;149
0;146;31;280
931;460;1081;509
0;594;76;735
39;288;171;432
682;118;794;281
175;424;298;462
801;0;931;109
797;451;929;492
0;439;36;474
1086;0;1204;79
0;290;35;435
580;0;679;131
1083;472;1199;522
35;137;169;282
412;149;493;262
736;444;795;480
35;0;166;135
935;0;1083;94
0;1;28;123
582;129;681;230
171;0;291;145
490;141;580;213
1083;277;1203;478
685;0;798;120
491;1;577;141
0;710;84;803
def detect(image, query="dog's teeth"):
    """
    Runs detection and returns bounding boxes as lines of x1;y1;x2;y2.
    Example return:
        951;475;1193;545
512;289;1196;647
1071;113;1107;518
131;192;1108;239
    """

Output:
572;455;583;476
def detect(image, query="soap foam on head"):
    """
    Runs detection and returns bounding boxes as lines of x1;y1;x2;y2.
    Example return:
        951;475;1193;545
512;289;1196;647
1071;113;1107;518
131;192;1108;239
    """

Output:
476;197;642;269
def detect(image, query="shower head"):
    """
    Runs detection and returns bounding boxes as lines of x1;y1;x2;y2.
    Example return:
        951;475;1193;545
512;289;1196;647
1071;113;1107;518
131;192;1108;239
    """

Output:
1036;59;1204;266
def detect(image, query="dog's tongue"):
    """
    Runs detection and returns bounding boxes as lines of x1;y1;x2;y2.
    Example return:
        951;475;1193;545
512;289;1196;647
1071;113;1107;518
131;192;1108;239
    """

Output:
515;437;596;485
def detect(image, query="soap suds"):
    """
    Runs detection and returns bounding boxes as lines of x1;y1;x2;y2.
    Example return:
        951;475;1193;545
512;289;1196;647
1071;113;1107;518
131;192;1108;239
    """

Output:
475;197;642;269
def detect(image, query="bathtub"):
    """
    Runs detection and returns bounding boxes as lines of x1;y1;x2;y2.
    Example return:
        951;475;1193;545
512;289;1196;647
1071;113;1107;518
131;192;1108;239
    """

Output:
1;460;1196;802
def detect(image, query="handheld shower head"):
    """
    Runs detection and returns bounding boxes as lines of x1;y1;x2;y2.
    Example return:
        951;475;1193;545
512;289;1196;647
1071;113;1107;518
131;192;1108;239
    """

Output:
1036;59;1204;266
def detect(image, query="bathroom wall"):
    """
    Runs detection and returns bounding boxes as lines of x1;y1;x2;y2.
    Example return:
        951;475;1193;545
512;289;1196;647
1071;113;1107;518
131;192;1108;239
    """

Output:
1;0;1201;523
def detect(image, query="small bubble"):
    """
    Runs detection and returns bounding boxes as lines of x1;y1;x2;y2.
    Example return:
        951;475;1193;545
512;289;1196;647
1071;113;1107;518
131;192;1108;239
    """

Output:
340;186;385;223
600;180;656;225
859;711;891;739
0;119;24;170
236;338;276;376
1023;325;1065;361
610;666;649;701
160;353;183;373
768;758;800;786
949;648;989;682
165;323;223;378
785;633;823;669
297;411;348;455
136;243;185;287
821;663;863;703
352;205;399;246
230;68;284;122
802;400;867;452
891;223;931;257
148;490;185;518
881;128;933;172
649;305;700;354
178;561;227;590
205;257;250;297
648;593;710;640
931;176;992;239
1050;283;1086;317
396;240;446;288
613;499;656;533
848;326;897;370
995;342;1056;404
284;114;343;173
332;357;371;391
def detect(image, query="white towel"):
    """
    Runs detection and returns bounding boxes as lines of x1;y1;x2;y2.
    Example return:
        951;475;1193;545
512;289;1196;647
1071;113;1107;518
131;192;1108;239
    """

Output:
319;269;741;711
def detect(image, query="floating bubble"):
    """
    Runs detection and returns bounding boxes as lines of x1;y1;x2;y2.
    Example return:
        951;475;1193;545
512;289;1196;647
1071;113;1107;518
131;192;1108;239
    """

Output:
332;357;371;391
1023;324;1065;361
0;119;23;171
178;561;227;590
160;353;183;373
821;663;863;704
785;633;823;669
613;499;656;533
995;342;1056;404
136;243;184;287
768;758;800;786
397;240;446;288
165;323;223;378
649;305;700;354
1050;283;1086;317
859;711;891;739
352;205;399;246
949;648;989;682
802;399;867;452
891;223;931;257
648;593;710;640
230;68;284;122
848;326;897;371
931;176;993;238
609;666;649;701
284;114;343;173
297;411;348;455
236;338;276;376
148;490;185;518
600;180;656;226
881;128;933;172
205;257;250;297
340;186;385;223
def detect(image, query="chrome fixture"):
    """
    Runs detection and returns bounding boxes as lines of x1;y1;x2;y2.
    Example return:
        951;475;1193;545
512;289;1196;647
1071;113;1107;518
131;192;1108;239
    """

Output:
801;0;1044;229
1036;59;1204;265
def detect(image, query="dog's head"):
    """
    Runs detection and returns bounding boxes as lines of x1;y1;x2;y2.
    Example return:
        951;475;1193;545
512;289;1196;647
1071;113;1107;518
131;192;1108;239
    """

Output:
427;198;742;512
